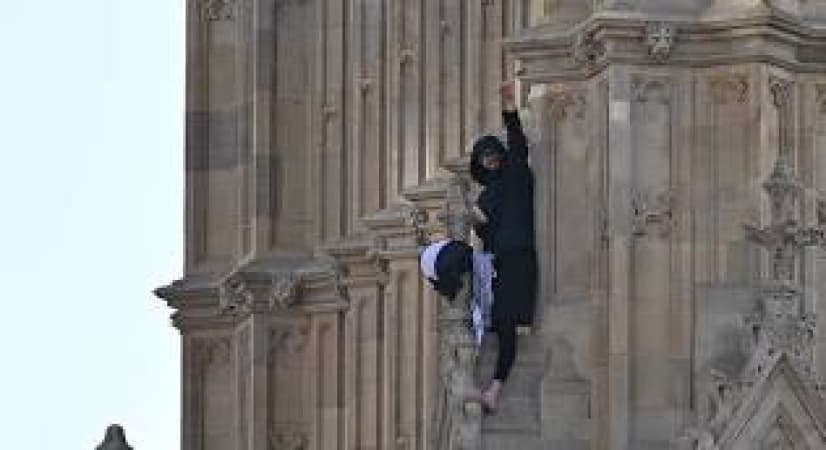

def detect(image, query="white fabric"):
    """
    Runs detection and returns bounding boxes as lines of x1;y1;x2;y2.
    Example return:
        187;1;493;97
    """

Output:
472;252;495;345
419;239;449;281
420;240;495;346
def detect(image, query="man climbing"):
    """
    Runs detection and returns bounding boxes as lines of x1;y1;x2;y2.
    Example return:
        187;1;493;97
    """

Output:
469;80;537;413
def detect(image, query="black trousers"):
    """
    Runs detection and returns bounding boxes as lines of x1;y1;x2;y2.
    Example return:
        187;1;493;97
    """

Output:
493;322;517;382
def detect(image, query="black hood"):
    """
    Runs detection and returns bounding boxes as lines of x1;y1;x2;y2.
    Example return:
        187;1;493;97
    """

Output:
470;135;506;186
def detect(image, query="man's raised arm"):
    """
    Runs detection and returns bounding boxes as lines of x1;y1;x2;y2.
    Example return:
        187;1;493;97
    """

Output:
500;81;528;162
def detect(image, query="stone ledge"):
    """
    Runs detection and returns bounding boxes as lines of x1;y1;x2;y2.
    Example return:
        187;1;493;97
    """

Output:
506;9;826;83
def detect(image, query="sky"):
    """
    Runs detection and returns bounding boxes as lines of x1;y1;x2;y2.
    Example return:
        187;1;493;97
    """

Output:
0;1;184;448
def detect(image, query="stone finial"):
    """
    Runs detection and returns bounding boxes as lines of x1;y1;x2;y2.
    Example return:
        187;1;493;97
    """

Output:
96;425;133;450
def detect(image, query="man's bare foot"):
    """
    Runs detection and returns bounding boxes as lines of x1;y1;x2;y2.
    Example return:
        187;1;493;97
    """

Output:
480;380;503;414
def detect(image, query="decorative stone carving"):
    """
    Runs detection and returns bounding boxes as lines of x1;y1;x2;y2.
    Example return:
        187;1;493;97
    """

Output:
631;189;674;238
270;319;311;362
758;406;807;450
399;49;416;66
199;0;240;22
770;77;795;160
681;155;826;448
270;272;300;310
269;425;307;450
96;425;134;450
217;263;327;314
744;159;825;282
645;22;676;61
709;75;749;105
547;89;586;121
434;174;482;450
193;336;232;369
218;274;255;313
744;285;817;381
770;77;793;110
742;156;825;382
572;30;605;68
633;76;673;104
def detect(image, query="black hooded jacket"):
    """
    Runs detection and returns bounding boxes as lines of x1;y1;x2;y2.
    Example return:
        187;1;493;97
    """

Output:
470;110;535;254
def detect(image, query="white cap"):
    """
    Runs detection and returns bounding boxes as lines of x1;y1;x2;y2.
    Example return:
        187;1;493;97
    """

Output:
419;240;450;281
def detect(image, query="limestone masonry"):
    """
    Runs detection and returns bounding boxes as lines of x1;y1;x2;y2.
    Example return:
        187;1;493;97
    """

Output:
156;1;826;448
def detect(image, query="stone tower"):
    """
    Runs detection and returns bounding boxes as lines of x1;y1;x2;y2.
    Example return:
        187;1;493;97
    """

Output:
156;1;826;449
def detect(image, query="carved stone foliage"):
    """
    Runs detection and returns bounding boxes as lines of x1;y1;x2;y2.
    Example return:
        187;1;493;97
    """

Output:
770;77;795;160
269;425;307;450
270;272;300;310
744;286;817;381
697;369;746;438
218;262;344;315
709;75;750;105
572;29;605;68
681;156;826;449
219;275;256;313
198;0;241;22
633;75;673;104
770;77;794;110
742;157;825;382
193;336;232;369
631;189;674;238
758;406;808;450
269;318;311;366
744;159;826;283
645;22;676;61
547;89;587;121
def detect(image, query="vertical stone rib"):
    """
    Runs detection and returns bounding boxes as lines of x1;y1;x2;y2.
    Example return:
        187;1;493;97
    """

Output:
465;0;483;144
483;0;505;131
349;0;364;227
208;15;244;262
443;0;463;161
607;67;632;450
339;0;350;239
629;74;675;443
814;82;826;384
389;0;402;200
185;0;210;271
591;75;612;450
251;0;275;256
182;336;195;450
425;0;444;174
320;0;347;241
398;0;425;194
236;5;252;259
316;0;328;243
